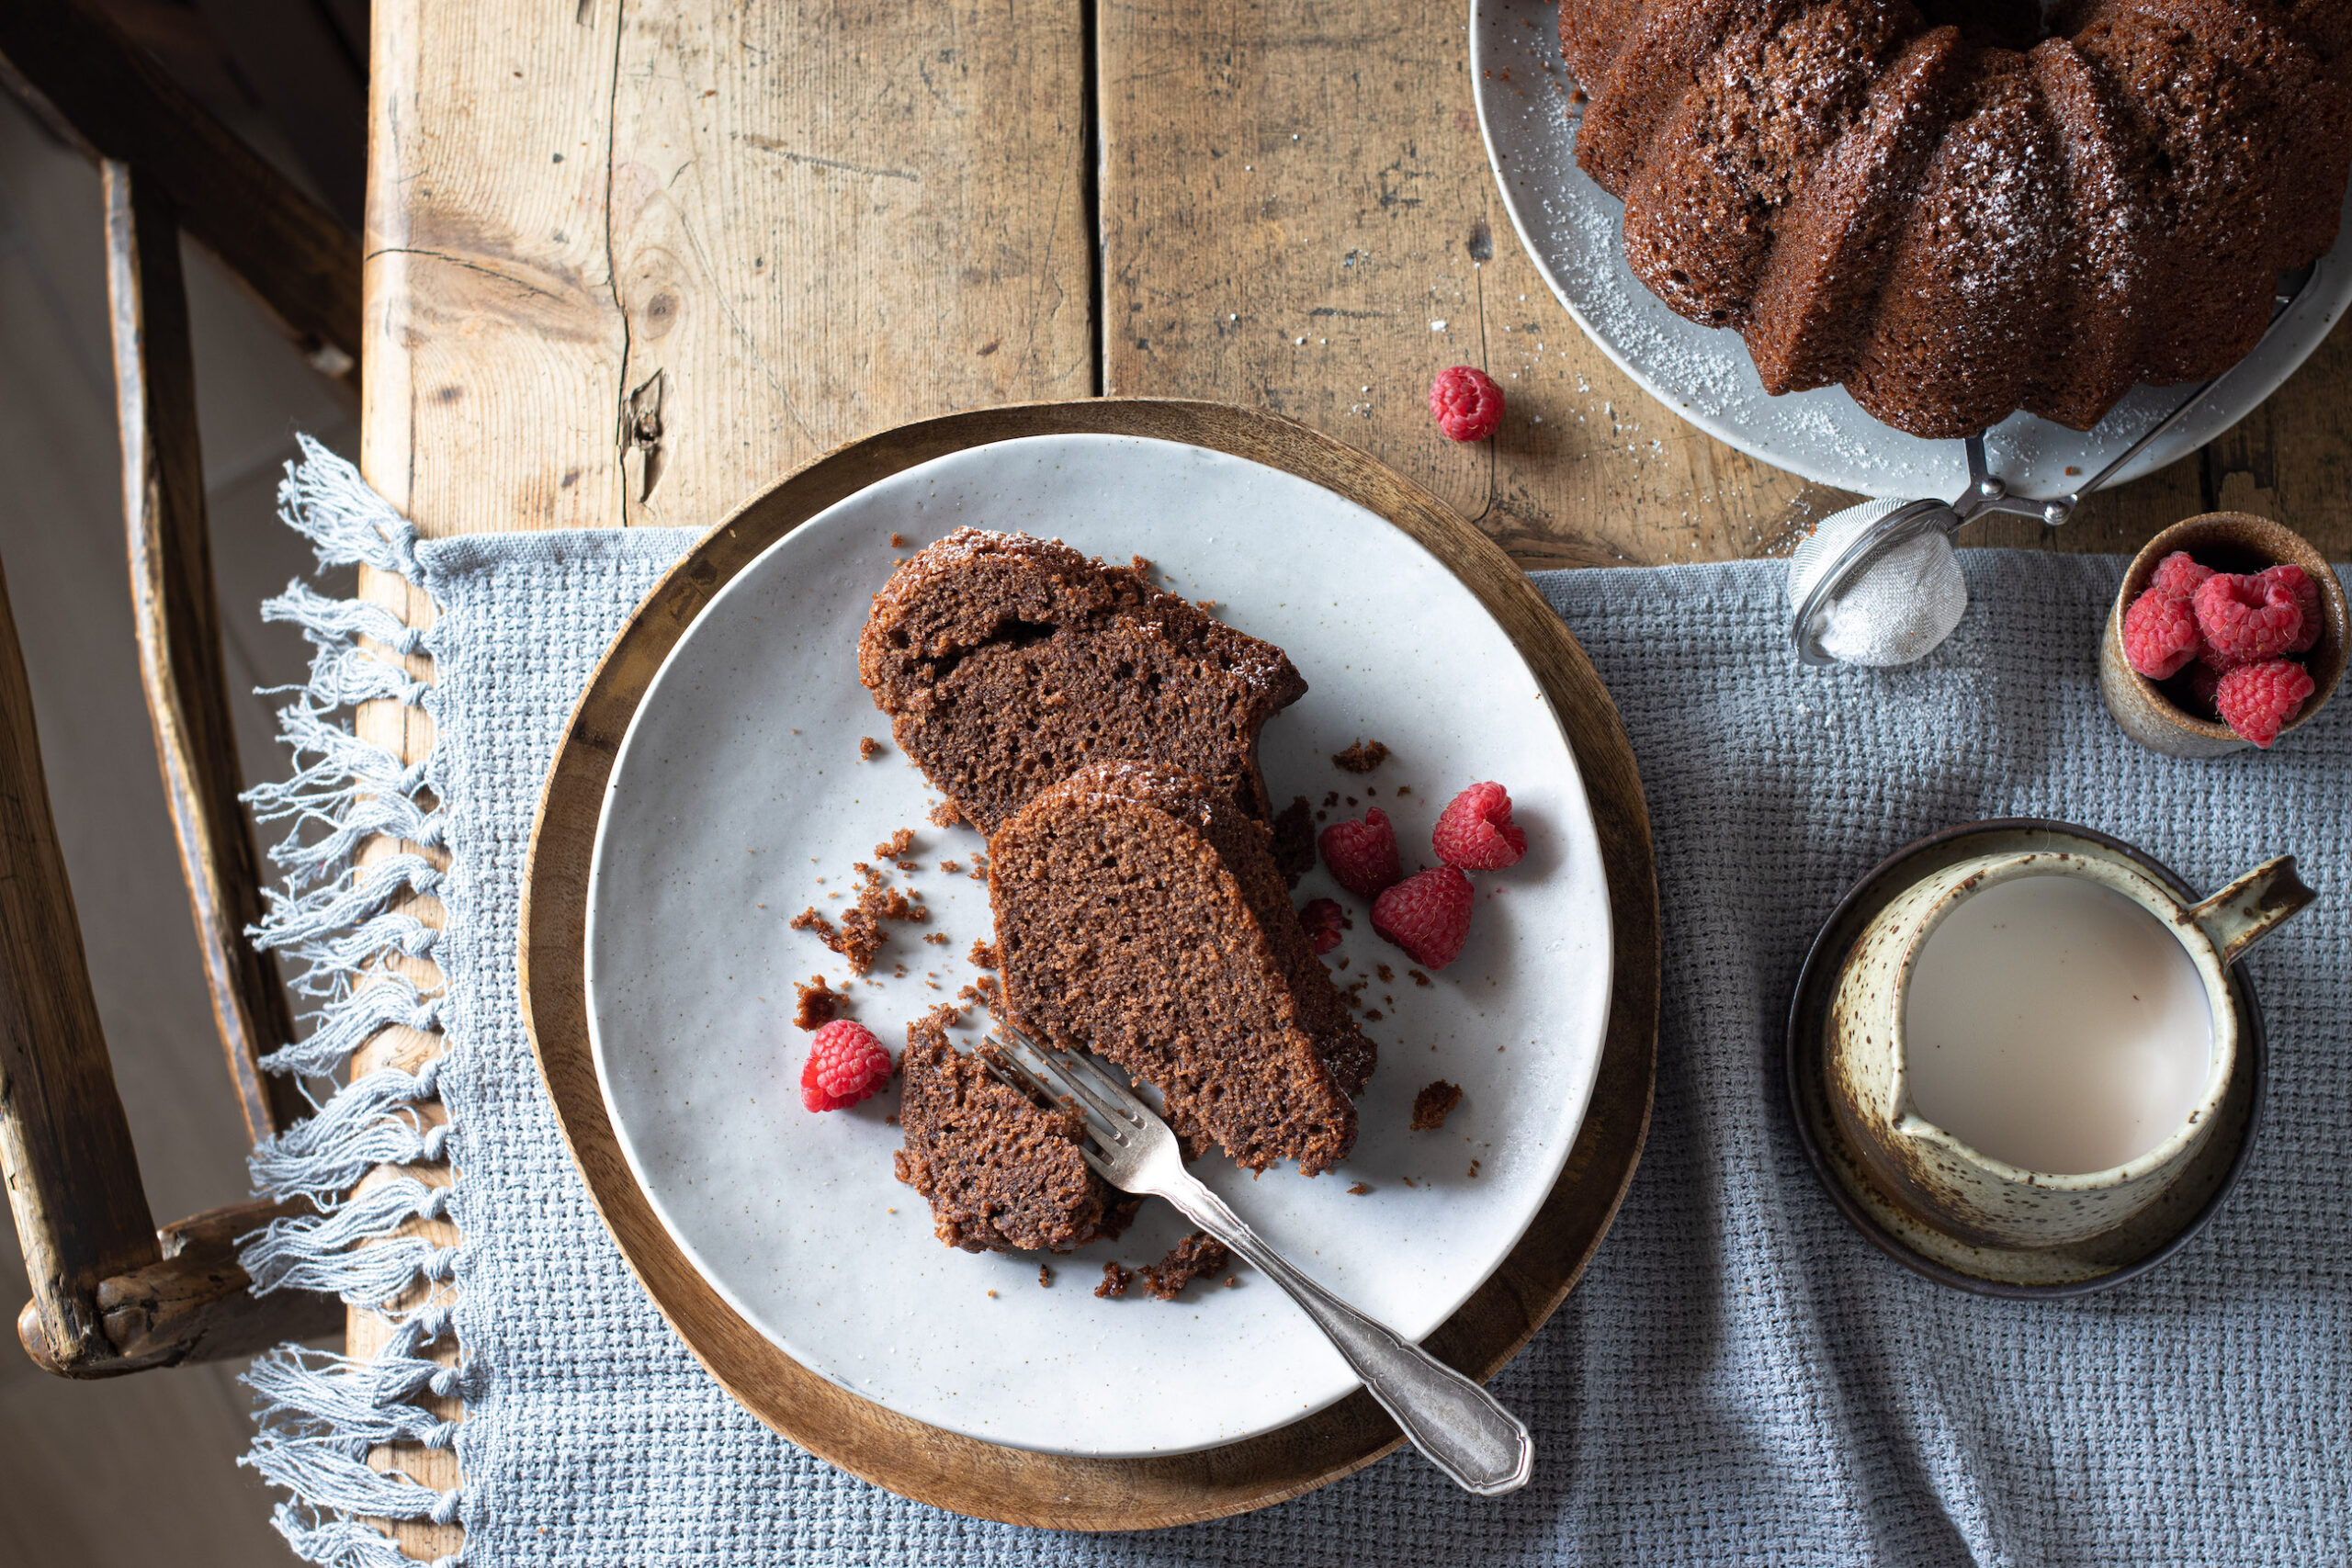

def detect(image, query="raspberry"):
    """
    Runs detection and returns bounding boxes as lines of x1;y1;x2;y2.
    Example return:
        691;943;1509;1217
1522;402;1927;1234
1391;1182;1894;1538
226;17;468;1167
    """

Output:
2213;659;2314;749
1318;809;1401;901
1298;897;1345;954
1431;781;1528;870
2120;587;2201;680
800;1019;892;1111
1372;866;1475;969
1429;366;1504;443
2149;550;2215;599
2193;572;2303;669
2256;563;2323;654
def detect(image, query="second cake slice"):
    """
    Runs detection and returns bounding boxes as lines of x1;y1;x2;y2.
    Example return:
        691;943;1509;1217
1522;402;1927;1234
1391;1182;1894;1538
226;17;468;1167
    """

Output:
989;761;1373;1176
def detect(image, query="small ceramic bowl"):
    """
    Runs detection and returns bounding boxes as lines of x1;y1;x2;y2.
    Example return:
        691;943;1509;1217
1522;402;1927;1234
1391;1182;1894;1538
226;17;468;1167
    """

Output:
2098;512;2346;758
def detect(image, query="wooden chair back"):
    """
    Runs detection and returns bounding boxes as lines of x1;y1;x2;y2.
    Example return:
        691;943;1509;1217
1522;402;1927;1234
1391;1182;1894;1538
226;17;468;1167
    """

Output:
0;0;362;1376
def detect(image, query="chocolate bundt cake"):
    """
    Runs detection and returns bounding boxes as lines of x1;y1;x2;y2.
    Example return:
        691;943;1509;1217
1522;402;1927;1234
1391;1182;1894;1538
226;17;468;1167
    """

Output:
1563;0;2352;438
858;529;1306;835
988;762;1372;1176
894;1009;1139;1253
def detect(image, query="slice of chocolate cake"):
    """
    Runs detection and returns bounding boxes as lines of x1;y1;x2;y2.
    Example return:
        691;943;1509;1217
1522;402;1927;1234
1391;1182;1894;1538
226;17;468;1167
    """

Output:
857;529;1306;836
894;1009;1137;1253
989;761;1372;1177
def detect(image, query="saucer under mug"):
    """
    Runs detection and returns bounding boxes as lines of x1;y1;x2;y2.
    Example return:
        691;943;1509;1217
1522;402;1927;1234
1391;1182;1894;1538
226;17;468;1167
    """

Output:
1787;819;2273;1297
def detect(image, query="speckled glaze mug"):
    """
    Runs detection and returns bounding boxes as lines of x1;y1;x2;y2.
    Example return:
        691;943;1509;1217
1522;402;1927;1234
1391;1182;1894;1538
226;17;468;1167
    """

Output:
1824;844;2312;1250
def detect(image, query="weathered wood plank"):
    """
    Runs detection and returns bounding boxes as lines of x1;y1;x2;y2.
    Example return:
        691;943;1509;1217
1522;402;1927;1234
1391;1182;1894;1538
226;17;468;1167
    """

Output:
104;161;307;1145
365;0;1092;537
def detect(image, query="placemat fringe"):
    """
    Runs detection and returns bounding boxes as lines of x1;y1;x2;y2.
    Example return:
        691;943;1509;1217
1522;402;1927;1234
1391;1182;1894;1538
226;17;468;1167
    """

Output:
235;436;467;1567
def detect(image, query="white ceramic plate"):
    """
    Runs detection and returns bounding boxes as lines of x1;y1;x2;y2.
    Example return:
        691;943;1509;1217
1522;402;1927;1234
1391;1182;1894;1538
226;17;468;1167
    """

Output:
584;434;1614;1458
1471;0;2352;502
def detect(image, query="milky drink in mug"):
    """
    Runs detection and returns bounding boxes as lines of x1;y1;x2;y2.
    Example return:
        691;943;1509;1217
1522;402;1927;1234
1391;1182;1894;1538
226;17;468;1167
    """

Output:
1825;845;2311;1249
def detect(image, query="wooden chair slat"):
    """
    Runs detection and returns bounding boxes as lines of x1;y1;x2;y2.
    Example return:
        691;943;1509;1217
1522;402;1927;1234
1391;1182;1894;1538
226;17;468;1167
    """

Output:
106;160;309;1145
0;0;362;389
0;554;162;1374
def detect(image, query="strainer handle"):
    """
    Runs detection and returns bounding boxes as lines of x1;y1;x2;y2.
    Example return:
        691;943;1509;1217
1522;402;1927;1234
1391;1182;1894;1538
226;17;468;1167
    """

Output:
1953;262;2319;527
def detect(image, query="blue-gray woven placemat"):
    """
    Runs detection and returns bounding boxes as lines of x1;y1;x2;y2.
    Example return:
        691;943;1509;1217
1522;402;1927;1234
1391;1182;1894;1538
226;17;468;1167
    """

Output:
235;443;2348;1566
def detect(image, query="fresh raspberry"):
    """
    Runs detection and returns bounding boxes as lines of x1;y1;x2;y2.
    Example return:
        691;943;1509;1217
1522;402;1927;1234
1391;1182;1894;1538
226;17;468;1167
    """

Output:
1318;809;1401;901
800;1019;892;1111
2213;659;2314;749
2255;563;2323;654
2120;587;2201;680
1431;781;1528;870
1429;366;1504;443
2149;550;2215;599
1372;866;1475;969
2193;573;2304;669
1298;897;1345;954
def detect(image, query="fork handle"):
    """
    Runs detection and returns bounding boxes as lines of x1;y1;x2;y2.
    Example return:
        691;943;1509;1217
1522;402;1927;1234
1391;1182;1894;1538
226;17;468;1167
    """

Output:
1156;1179;1534;1496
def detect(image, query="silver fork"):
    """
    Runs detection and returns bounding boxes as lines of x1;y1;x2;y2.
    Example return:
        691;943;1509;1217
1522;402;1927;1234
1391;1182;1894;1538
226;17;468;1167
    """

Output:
988;1028;1535;1496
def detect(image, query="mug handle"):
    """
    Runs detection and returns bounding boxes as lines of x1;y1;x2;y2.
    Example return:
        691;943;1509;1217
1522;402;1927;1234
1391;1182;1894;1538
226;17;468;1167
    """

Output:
2191;855;2318;965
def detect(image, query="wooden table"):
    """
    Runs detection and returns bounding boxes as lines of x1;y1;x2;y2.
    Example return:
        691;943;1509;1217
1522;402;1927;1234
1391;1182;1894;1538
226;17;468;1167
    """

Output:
351;3;2352;1557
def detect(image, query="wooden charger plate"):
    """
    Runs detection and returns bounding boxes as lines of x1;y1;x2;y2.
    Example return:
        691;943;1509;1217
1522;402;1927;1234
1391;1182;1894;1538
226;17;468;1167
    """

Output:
520;399;1659;1529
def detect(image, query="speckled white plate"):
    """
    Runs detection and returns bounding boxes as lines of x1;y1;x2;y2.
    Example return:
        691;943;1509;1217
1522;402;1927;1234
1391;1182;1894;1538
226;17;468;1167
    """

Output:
1471;0;2352;502
583;433;1612;1458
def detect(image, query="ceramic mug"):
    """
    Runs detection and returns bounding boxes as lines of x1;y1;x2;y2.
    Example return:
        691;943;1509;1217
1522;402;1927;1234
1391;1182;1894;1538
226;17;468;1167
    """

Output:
1825;845;2312;1249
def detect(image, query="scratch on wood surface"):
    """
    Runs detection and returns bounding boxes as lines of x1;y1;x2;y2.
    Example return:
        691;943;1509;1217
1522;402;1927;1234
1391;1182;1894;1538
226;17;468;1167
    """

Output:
739;134;920;182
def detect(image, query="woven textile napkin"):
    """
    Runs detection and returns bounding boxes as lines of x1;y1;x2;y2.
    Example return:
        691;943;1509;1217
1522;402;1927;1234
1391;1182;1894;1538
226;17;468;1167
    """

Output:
238;446;2348;1566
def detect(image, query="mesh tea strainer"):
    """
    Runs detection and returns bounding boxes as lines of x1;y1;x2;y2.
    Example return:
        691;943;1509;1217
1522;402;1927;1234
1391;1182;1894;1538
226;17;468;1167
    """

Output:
1787;265;2320;668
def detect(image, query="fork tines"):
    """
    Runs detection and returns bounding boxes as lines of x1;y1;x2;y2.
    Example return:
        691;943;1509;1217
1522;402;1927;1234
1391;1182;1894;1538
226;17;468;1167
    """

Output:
983;1027;1148;1155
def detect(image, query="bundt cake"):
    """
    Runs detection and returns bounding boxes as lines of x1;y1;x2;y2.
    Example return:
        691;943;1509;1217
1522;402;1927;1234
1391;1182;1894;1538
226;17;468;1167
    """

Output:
988;762;1373;1176
858;528;1306;835
1561;0;2352;438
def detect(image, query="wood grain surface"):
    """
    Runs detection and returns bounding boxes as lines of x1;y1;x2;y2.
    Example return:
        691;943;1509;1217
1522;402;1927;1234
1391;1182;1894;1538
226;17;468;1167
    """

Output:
519;400;1657;1529
355;0;2351;1549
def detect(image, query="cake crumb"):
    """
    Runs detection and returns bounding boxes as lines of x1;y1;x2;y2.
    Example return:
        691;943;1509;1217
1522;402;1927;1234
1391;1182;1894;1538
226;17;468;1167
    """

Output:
886;1112;899;1125
1140;1233;1230;1301
1038;1265;1052;1288
1375;964;1394;983
1094;1262;1133;1300
922;931;950;945
1400;1176;1418;1189
1322;791;1340;808
1363;1010;1384;1021
968;939;998;969
889;532;909;547
1346;1181;1372;1196
792;974;844;1030
939;859;961;874
1411;1080;1464;1132
1224;1275;1238;1288
1409;968;1431;987
927;798;965;829
1129;554;1154;576
1333;739;1390;773
1468;1159;1481;1179
858;736;884;761
1395;784;1412;797
875;828;915;859
987;1289;997;1299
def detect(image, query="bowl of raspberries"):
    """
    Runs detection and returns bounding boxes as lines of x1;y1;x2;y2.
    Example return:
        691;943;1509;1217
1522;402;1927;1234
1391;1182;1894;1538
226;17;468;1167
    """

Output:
2099;511;2346;757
